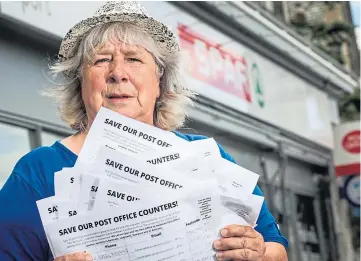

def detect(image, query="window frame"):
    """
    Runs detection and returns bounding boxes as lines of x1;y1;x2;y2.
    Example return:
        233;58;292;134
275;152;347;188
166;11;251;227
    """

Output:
0;109;74;150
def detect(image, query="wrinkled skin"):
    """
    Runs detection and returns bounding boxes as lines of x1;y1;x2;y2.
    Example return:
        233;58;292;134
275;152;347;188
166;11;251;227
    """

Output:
81;40;160;129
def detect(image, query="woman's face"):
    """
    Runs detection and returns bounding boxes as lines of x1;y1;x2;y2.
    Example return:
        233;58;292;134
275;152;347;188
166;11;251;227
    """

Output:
81;40;160;128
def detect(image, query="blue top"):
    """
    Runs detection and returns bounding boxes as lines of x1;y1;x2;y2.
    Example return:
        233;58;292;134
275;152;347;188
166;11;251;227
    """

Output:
0;133;288;260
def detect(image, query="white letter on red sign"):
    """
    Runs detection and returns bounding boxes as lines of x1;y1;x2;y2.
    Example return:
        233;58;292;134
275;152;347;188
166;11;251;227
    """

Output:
234;60;247;91
194;39;210;77
224;55;235;86
209;47;223;80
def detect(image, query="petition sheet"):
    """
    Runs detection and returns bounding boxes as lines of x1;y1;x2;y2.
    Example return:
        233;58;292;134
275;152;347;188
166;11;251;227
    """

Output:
36;196;60;256
54;168;82;200
91;175;260;229
213;158;259;195
142;137;259;196
142;137;221;168
90;146;197;191
91;146;262;226
93;177;212;212
45;191;221;260
77;107;187;166
36;196;59;226
140;144;263;224
181;157;260;196
93;178;142;210
220;194;264;227
77;174;101;214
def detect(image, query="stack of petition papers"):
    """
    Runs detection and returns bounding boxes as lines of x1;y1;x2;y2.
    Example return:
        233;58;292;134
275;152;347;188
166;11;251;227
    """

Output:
36;106;264;261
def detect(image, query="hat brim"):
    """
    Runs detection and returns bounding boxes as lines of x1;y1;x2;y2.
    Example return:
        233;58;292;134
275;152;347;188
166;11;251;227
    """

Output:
59;13;179;61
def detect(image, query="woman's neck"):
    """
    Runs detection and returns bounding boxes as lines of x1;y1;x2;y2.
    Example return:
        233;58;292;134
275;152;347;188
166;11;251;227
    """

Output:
60;131;87;156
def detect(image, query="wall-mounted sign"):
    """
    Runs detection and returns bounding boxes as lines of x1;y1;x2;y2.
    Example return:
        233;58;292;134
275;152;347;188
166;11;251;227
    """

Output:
333;121;360;176
178;24;252;103
343;175;360;207
176;22;333;149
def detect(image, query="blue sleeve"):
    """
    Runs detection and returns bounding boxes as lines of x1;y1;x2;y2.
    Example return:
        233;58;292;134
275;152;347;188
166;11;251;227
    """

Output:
0;171;52;261
216;143;289;249
252;186;288;248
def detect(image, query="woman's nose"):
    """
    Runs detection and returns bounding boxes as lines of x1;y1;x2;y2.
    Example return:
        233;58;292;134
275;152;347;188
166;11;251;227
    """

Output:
107;59;129;84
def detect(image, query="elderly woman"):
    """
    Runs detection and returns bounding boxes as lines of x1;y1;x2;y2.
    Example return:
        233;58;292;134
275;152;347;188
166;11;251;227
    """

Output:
0;2;288;261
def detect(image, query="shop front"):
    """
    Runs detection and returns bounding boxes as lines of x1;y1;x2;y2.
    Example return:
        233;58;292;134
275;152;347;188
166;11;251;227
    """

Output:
0;2;357;260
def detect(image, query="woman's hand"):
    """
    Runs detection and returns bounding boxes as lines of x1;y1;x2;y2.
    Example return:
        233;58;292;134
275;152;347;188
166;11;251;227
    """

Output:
213;225;266;261
54;251;93;261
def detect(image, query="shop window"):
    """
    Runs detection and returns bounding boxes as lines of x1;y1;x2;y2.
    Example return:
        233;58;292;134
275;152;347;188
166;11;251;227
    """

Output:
296;194;321;261
0;122;31;188
41;131;66;147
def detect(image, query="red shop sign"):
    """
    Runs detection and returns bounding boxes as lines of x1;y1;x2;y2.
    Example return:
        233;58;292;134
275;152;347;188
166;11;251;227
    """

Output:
342;130;360;154
178;24;252;102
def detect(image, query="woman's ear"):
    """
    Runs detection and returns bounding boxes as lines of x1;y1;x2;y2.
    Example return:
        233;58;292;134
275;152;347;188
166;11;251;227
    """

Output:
156;65;164;99
156;83;161;99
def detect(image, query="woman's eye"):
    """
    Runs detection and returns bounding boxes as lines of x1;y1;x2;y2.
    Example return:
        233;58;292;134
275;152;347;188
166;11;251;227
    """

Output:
127;57;141;63
94;58;111;65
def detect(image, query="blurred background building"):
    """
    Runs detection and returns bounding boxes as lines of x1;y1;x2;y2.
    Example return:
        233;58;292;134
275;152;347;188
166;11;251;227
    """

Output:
0;1;360;261
254;1;360;74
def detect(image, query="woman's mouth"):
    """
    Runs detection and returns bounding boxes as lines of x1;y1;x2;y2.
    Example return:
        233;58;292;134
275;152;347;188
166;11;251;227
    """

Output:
106;94;133;103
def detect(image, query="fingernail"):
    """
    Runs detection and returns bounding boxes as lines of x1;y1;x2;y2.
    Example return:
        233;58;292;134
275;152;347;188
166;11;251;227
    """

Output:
213;240;221;249
221;228;228;237
216;252;223;260
85;254;93;261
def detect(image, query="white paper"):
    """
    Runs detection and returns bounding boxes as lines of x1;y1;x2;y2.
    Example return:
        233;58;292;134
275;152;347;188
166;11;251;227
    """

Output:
93;178;143;210
54;168;82;200
220;194;264;227
140;145;262;225
90;146;200;191
90;145;263;227
93;175;217;211
36;196;59;256
141;139;259;197
142;137;221;168
36;196;59;226
57;199;79;220
200;157;260;196
44;190;221;260
88;155;263;229
77;174;101;214
77;107;187;166
185;158;263;226
82;146;256;230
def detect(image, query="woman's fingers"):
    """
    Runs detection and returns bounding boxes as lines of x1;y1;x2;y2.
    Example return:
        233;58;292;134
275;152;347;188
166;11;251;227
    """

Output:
54;251;93;261
215;248;259;261
213;236;263;251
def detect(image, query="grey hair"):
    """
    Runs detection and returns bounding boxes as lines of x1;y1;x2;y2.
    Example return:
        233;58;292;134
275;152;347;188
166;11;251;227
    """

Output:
43;22;195;131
